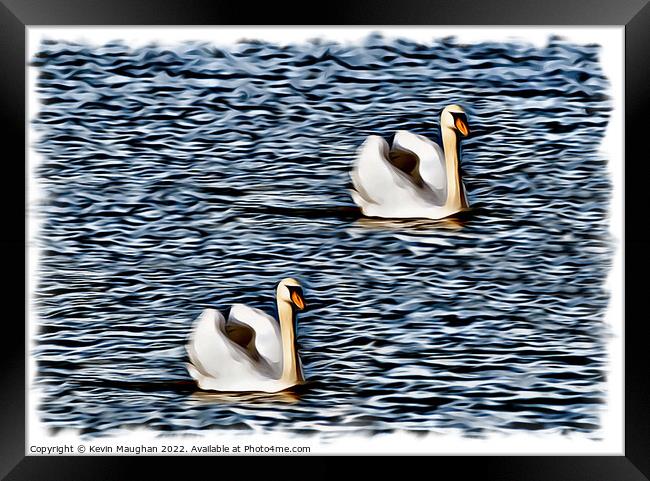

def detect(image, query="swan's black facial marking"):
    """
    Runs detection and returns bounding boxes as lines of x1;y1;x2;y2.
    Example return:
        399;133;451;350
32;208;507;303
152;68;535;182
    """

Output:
450;112;468;123
450;112;470;137
287;285;306;311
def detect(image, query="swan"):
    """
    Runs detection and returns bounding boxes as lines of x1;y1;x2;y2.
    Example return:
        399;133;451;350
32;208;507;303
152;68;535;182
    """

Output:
350;104;471;220
186;278;307;393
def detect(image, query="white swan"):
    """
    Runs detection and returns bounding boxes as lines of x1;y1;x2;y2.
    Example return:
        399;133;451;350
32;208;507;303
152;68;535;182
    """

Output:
350;104;471;220
186;278;306;393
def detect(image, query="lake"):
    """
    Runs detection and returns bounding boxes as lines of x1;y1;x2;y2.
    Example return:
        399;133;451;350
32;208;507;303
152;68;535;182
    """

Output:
30;32;613;440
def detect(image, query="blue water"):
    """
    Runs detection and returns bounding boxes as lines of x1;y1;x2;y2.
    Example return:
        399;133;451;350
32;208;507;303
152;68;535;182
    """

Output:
31;33;612;439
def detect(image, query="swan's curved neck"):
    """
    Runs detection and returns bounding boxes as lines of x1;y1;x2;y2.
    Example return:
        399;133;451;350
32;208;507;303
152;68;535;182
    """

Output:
441;127;467;210
277;299;303;384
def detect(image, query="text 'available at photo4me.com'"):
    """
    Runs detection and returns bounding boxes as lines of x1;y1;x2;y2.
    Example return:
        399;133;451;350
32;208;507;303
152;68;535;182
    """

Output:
30;443;312;455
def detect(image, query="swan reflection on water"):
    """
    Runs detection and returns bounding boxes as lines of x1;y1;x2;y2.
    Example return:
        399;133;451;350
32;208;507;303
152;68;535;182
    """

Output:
188;388;303;406
354;214;470;232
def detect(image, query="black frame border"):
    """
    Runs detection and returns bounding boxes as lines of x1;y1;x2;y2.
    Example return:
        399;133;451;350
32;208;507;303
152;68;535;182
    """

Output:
3;0;648;478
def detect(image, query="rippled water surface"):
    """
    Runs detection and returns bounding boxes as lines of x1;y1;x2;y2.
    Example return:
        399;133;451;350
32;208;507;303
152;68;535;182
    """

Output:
30;33;614;440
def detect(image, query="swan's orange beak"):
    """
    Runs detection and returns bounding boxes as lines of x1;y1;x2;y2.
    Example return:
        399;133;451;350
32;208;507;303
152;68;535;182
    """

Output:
455;117;470;137
291;290;305;310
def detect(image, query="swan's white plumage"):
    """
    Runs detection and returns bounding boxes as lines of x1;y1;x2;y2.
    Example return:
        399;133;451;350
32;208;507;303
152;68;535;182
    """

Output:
186;308;265;382
185;278;305;393
350;104;470;220
392;130;446;191
351;136;397;204
351;136;429;213
228;303;282;365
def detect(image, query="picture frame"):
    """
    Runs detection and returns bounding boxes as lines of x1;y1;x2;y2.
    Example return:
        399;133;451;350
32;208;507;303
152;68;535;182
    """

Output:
3;0;647;478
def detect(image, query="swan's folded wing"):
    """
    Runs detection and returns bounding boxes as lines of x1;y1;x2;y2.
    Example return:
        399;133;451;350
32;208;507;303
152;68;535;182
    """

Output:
228;304;282;366
393;131;446;192
187;308;241;379
351;135;412;205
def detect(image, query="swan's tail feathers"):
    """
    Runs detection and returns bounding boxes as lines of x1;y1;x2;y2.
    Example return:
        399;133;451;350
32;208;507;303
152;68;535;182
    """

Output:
186;308;228;380
349;189;369;213
186;362;203;383
186;362;216;392
350;150;380;212
186;313;214;384
349;135;397;210
186;340;211;380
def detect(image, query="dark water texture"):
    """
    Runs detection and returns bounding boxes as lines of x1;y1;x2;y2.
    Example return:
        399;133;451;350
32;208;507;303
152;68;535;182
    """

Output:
31;33;613;440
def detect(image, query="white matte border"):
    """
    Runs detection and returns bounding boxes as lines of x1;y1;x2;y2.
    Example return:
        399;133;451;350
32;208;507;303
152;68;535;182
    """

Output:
26;26;624;455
